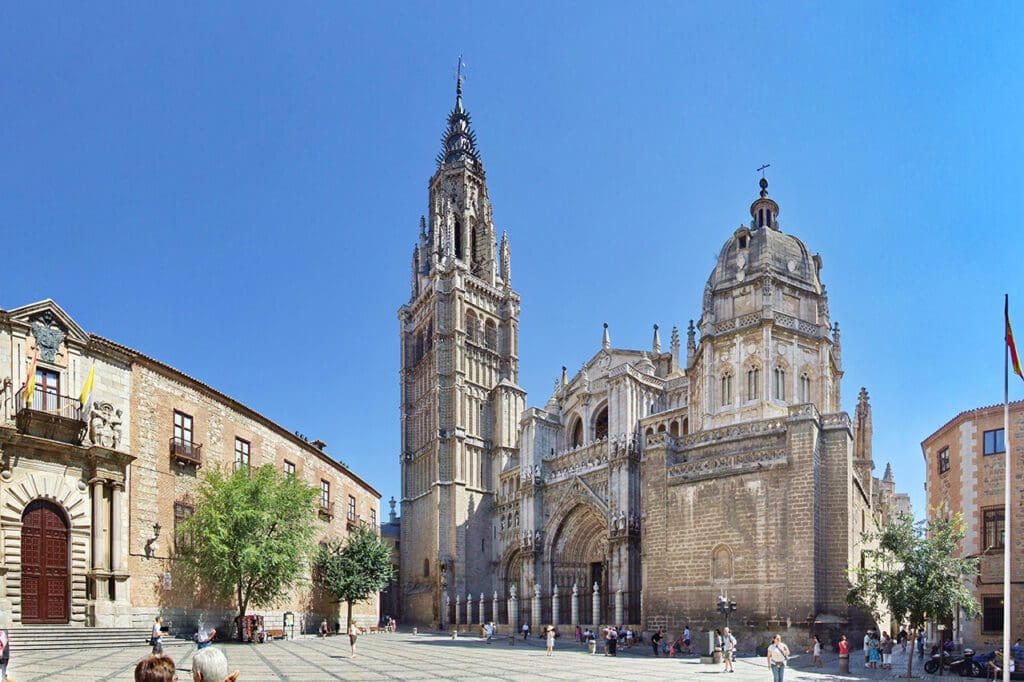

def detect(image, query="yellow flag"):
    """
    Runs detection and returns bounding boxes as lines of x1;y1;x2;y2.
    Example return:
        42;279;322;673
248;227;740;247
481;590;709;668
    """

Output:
79;363;95;408
24;351;38;406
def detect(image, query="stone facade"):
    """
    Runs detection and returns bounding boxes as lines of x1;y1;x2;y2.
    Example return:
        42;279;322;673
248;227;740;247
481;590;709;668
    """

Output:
922;400;1023;647
0;299;381;632
399;80;908;647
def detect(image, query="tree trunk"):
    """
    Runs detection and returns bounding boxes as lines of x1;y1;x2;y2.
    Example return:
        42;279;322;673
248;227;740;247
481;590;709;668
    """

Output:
906;646;915;678
346;600;353;634
237;583;246;642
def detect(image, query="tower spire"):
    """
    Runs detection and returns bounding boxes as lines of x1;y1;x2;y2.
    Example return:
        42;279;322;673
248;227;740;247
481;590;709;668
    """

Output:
437;57;482;170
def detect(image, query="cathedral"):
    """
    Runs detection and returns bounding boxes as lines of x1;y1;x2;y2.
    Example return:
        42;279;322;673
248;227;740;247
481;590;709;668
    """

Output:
398;75;904;644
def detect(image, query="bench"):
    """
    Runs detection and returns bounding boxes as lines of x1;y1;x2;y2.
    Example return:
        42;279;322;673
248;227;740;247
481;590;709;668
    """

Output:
266;628;285;640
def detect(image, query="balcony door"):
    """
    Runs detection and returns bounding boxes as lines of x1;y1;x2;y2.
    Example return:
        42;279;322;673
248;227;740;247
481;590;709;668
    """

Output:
35;368;60;412
21;500;70;624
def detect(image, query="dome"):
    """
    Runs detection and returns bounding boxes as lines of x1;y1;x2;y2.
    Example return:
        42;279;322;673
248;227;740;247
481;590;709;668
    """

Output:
706;179;822;294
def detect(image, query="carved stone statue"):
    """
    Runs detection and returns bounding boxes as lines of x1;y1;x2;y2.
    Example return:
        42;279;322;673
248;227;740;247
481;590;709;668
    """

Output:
88;402;122;448
509;584;517;599
572;582;578;597
533;583;540;599
592;581;599;594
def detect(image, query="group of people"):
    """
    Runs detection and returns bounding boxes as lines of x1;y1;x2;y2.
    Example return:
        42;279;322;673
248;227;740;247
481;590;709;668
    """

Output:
862;630;896;669
134;648;238;682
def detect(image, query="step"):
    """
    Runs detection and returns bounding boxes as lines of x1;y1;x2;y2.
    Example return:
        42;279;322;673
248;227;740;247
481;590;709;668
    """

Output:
7;627;184;652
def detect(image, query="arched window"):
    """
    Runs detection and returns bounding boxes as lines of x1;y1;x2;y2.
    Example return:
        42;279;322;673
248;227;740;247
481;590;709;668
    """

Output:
485;320;497;350
720;374;733;406
799;373;811;403
773;367;786;400
454;217;463;259
711;544;733;581
747;367;760;400
682;417;689;435
465;310;477;343
570;418;584;449
669;421;679;437
594;406;609;441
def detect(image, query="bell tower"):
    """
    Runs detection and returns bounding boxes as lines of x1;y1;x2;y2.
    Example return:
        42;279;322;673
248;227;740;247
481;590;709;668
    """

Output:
399;65;524;626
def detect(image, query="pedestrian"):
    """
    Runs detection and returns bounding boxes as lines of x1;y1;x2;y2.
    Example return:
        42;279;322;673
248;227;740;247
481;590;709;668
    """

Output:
683;625;692;653
767;634;791;682
722;627;737;673
195;624;216;650
715;628;724;658
625;627;634;648
192;647;240;682
868;632;880;669
881;631;894;669
863;630;871;667
348;619;359;658
898;628;908;653
809;634;822;667
545;625;556;656
0;627;10;682
838;634;850;665
134;654;177;682
150;616;164;655
916;630;925;660
651;628;662;657
522;622;530;640
606;625;618;656
319;619;329;637
575;624;582;643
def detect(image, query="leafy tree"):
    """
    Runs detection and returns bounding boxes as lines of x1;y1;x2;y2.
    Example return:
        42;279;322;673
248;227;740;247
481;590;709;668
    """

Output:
848;512;979;679
314;525;395;628
179;464;319;640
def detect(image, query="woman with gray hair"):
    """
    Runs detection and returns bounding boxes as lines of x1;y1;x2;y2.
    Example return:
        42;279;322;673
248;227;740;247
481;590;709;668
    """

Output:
191;647;239;682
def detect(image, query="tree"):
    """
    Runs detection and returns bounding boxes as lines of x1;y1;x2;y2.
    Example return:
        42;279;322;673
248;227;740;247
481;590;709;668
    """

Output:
848;512;980;679
179;464;319;640
313;525;395;629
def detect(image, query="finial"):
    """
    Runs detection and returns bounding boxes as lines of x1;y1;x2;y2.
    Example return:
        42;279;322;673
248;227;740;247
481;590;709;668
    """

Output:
561;365;568;387
652;324;661;354
455;55;465;109
602;323;611;351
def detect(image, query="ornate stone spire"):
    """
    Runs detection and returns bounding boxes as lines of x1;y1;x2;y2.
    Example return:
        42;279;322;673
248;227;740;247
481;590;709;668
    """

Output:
670;325;680;370
436;58;482;170
561;365;568;388
883;462;894;483
500;231;511;287
686;319;696;367
388;496;398;523
652;324;661;354
602;323;611;351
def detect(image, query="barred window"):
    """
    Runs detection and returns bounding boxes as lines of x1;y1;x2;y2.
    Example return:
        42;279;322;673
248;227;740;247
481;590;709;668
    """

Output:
983;508;1005;551
174;502;194;553
982;596;1004;633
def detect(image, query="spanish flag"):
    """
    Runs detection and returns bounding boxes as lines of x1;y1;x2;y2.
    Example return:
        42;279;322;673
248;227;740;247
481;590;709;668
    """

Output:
23;351;38;406
1008;296;1024;382
79;363;96;413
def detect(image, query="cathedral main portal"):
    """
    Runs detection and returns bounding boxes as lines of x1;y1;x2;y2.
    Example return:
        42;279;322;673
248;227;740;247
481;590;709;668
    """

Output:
549;504;607;626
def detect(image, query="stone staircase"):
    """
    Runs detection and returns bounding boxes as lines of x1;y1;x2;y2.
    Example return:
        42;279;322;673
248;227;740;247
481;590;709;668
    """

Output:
7;626;192;652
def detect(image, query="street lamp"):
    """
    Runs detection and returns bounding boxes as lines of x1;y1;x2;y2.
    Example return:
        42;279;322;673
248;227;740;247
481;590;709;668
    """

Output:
717;594;737;630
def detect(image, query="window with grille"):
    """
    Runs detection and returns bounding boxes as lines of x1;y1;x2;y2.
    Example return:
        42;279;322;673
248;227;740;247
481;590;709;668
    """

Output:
320;480;330;510
234;438;250;471
982;596;1004;633
348;495;356;522
983;508;1005;551
938;447;950;474
174;502;194;553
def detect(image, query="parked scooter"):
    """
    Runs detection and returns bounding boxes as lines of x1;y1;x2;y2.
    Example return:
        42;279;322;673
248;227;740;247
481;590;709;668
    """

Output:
925;645;984;677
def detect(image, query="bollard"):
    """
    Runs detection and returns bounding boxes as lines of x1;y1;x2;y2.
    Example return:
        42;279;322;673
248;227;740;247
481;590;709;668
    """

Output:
588;639;597;655
451;630;458;640
412;627;417;636
839;654;849;674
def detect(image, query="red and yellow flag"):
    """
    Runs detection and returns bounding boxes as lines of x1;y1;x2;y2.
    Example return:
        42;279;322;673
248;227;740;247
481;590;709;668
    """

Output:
1008;297;1024;381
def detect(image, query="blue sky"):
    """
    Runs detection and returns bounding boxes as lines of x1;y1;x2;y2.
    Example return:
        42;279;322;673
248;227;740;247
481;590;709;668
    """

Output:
2;3;1022;517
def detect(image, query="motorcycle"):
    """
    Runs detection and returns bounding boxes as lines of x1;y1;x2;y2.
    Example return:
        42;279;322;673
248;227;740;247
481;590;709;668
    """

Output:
925;647;984;677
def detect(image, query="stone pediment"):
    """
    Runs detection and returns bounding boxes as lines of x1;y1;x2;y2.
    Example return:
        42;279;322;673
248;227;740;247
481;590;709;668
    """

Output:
7;300;90;348
552;474;609;514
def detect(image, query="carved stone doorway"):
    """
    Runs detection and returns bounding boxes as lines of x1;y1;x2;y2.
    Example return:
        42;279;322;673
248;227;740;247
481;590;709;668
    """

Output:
549;504;607;625
21;500;70;624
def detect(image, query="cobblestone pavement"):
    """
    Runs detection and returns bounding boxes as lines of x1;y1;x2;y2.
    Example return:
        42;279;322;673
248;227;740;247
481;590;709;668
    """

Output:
7;631;941;681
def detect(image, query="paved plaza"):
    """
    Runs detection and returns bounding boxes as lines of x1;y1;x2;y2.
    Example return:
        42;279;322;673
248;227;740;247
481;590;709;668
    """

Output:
7;631;935;681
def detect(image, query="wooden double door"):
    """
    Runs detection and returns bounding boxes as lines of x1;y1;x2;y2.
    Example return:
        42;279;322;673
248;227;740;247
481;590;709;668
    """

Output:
21;500;70;624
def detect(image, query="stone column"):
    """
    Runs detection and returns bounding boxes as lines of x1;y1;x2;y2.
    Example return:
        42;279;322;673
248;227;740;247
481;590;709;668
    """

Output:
479;593;485;625
614;582;624;626
591;582;600;628
466;592;473;625
492;591;499;625
90;478;106;571
551;584;560;627
441;592;449;629
508;587;518;632
110;482;123;573
571;583;579;627
454;593;461;628
531;583;541;633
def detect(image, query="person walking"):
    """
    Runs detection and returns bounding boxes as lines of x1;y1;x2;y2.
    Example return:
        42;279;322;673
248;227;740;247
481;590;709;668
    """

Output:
767;634;790;682
651;628;662;657
522;622;530;640
867;632;881;669
150;615;164;655
484;622;494;644
809;634;822;667
863;630;872;667
545;625;556;656
917;630;926;661
575;624;582;643
683;625;692;654
881;632;894;669
722;627;737;673
348;619;359;658
195;624;216;650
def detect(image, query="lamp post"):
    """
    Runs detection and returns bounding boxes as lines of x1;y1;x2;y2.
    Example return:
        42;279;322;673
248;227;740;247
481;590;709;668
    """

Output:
717;593;737;630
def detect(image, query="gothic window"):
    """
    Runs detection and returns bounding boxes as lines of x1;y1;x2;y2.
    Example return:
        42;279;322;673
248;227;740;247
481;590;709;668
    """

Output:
711;544;733;581
746;367;760;400
454;217;463;259
594;406;609;441
669;421;679;437
682;417;689;435
570;418;583;449
799;373;811;403
773;367;786;400
485;320;497;350
720;374;733;406
466;310;477;343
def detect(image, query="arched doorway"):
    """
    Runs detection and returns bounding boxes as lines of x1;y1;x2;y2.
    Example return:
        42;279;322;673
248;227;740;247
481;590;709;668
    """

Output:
549;505;607;625
21;500;70;624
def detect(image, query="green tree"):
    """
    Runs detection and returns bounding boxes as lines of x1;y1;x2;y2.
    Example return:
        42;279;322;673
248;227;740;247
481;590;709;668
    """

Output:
179;464;319;640
313;525;395;628
848;512;979;679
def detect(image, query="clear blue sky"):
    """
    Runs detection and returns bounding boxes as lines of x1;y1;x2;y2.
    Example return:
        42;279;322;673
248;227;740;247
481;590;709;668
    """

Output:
2;3;1022;517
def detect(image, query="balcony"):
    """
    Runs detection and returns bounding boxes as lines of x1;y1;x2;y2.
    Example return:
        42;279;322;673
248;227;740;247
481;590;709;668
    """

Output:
15;386;84;443
346;513;362;530
169;437;203;467
318;499;334;519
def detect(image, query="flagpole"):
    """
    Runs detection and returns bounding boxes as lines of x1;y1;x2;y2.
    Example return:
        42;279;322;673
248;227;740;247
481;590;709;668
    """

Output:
1004;294;1012;682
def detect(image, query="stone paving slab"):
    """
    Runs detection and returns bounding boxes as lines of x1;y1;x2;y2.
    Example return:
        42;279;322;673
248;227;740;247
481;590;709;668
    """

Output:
4;631;937;681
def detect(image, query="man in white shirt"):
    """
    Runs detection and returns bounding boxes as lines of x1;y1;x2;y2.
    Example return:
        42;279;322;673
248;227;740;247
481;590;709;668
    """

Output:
863;631;871;666
767;634;791;682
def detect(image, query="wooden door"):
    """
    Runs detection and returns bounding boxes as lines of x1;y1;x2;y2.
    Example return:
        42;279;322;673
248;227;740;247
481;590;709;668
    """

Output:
21;500;70;624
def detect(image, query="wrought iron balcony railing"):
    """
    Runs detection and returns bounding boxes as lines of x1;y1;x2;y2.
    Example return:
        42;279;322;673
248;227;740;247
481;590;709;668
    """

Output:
170;437;203;467
15;385;82;421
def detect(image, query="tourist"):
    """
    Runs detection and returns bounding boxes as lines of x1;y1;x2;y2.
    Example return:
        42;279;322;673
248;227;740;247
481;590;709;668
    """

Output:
192;647;240;682
898;628;908;653
767;634;790;682
683;625;692;653
838;634;850;669
916;630;925;661
867;632;880;669
0;626;10;682
151;616;164;655
483;621;493;644
605;625;618;656
809;634;822;667
881;631;894;669
715;628;724;659
625;627;634;648
863;630;871;667
348;619;359;658
134;654;176;682
545;625;555;656
1012;639;1024;668
195;625;216;650
722;627;737;673
575;624;582;643
650;628;662;657
522;622;530;640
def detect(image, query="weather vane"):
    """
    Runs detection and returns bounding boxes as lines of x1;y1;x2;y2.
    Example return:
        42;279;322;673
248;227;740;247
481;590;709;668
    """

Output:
455;55;467;84
757;163;771;178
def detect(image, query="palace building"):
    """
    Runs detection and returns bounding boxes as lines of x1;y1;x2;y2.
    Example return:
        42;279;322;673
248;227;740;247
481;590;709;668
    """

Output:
399;76;908;644
0;299;380;630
